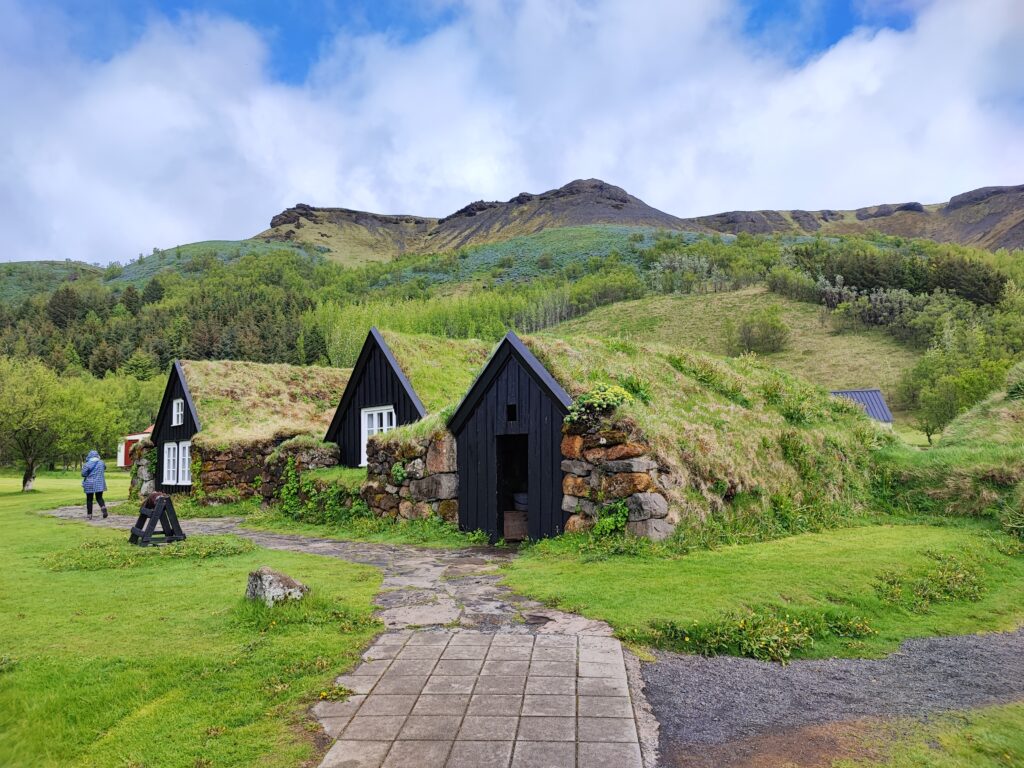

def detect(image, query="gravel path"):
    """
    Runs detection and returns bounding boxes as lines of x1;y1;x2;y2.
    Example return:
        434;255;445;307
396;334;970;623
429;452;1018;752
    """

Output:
644;628;1024;765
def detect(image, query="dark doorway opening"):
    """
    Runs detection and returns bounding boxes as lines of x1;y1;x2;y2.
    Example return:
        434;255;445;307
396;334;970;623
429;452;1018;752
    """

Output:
496;434;529;541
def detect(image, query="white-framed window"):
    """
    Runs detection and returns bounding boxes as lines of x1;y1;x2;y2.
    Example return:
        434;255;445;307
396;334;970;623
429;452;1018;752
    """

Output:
360;406;396;466
178;441;192;485
163;442;178;485
171;398;185;427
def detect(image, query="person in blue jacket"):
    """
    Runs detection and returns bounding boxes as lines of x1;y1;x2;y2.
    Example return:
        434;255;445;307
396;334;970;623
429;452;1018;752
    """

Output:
81;450;108;519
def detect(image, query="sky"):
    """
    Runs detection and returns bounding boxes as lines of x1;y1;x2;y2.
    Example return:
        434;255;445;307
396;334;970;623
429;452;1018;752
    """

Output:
1;0;1022;264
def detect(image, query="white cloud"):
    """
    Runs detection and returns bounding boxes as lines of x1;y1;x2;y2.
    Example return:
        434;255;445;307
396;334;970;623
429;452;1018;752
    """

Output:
0;0;1022;263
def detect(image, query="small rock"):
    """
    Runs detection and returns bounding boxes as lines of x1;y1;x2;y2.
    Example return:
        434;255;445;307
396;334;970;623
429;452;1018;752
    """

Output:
405;458;425;480
562;475;592;498
246;566;309;607
562;495;596;517
561;434;584;460
560;459;593;477
602;458;658;473
627;517;675;541
625;492;669;521
564;513;594;533
426;435;457;474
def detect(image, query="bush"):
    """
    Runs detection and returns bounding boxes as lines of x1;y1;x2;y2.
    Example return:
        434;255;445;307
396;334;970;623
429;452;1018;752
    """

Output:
564;385;634;427
725;305;791;355
1007;361;1024;400
617;374;652;405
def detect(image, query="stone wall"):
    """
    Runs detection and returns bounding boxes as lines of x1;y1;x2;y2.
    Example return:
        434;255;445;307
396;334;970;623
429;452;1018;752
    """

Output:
361;433;458;522
129;439;156;498
130;435;339;502
560;426;676;540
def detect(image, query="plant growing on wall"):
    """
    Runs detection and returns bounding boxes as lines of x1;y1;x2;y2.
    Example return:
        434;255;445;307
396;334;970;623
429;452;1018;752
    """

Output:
390;461;407;485
565;385;634;428
592;499;629;536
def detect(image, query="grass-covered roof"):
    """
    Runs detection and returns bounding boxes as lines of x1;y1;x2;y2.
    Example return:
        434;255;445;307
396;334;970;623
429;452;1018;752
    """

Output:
180;359;350;447
383;328;881;519
378;331;492;414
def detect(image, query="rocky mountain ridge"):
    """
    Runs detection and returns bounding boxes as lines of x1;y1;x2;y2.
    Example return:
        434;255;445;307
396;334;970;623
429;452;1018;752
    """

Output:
258;180;1024;260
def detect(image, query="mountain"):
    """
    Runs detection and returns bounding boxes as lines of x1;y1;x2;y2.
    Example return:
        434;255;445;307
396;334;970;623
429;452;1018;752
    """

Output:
684;183;1024;252
258;180;1024;262
256;179;697;263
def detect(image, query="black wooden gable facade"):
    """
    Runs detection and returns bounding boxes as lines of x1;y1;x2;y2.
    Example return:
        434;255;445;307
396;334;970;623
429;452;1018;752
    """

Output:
447;332;572;541
325;328;427;467
153;361;200;493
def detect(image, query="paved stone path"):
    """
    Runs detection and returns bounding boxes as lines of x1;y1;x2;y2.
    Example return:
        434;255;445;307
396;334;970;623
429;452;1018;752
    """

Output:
44;506;658;767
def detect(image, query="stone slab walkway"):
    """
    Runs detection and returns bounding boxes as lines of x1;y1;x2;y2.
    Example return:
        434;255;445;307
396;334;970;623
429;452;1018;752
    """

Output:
316;629;642;768
43;506;658;767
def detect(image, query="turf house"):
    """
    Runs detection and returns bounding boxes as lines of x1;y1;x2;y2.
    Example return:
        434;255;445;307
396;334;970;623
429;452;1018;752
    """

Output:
324;328;428;467
360;331;883;542
830;388;895;425
134;359;351;500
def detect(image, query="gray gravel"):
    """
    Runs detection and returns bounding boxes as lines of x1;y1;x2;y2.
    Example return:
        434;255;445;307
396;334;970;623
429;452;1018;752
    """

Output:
643;627;1024;755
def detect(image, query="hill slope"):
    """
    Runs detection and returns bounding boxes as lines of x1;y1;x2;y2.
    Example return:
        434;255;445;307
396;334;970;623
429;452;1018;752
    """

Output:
258;180;1024;264
550;287;920;409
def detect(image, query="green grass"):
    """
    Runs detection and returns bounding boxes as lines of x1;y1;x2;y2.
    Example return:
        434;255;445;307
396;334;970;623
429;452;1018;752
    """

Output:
877;393;1024;518
551;286;920;410
836;703;1024;767
301;465;367;490
243;506;489;549
0;473;382;768
502;523;1024;659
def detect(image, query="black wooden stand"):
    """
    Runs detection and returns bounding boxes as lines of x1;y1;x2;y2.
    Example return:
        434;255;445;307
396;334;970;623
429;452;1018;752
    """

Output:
129;494;186;546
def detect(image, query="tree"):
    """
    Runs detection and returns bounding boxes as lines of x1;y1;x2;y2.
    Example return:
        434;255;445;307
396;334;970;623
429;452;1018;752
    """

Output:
0;358;63;490
46;285;84;329
120;284;142;314
141;276;165;304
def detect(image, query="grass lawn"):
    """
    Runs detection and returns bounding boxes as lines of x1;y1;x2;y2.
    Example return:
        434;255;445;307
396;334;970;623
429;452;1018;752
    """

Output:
502;523;1024;659
0;473;382;768
836;703;1024;768
243;506;489;549
551;285;920;407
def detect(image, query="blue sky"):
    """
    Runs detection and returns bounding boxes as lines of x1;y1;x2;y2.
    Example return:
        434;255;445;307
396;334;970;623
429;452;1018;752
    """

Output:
2;0;1022;263
45;0;916;82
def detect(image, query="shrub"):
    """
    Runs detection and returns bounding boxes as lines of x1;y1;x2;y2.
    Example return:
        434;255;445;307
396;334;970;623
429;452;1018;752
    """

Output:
390;462;407;485
565;385;633;427
725;305;791;355
1007;361;1024;400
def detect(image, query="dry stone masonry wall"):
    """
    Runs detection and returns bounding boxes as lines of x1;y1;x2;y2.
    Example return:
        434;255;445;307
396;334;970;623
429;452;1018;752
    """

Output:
561;426;676;540
361;433;459;522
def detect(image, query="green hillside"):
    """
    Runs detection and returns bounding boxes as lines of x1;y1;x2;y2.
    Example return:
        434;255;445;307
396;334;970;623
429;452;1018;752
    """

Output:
0;261;102;304
551;286;920;412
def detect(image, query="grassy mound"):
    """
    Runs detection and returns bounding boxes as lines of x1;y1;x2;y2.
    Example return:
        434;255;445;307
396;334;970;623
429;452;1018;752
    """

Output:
876;392;1024;519
524;333;886;525
551;286;920;409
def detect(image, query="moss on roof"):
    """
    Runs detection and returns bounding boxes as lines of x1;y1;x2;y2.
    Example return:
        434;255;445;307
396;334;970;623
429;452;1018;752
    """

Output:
180;359;350;448
390;330;884;519
378;331;492;414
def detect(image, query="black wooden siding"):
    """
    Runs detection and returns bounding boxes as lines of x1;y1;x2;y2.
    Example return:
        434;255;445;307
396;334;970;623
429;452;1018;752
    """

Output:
453;352;568;541
153;363;199;493
328;341;424;467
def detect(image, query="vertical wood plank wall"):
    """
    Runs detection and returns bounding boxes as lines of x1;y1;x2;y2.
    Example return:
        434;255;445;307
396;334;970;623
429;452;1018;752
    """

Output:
333;344;423;466
455;354;566;541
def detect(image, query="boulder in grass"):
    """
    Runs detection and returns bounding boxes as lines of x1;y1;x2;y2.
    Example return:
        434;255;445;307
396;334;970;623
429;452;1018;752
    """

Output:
246;566;309;606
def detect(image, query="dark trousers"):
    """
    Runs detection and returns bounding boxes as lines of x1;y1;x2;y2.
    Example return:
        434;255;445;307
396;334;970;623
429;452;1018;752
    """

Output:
86;492;106;515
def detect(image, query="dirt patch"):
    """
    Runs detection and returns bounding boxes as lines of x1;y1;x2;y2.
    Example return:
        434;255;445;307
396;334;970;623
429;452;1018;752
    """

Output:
643;628;1024;767
664;718;899;768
